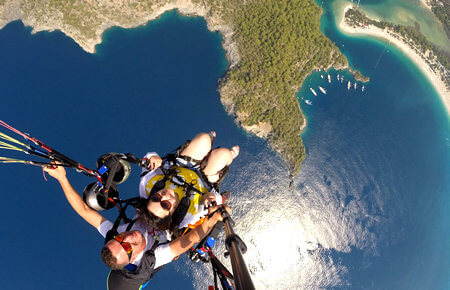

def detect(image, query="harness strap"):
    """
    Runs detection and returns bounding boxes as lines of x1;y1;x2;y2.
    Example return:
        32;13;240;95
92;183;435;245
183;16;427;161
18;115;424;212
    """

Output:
103;156;120;193
104;198;142;244
146;166;179;198
170;185;194;231
125;219;137;231
210;252;234;289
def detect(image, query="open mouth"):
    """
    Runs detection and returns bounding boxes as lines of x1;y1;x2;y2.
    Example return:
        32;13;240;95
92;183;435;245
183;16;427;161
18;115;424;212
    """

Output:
160;200;171;211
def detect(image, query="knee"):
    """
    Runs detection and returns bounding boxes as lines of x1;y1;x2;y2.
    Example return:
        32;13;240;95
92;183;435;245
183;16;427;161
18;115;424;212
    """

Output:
209;148;233;164
192;132;214;150
195;132;213;143
180;132;213;159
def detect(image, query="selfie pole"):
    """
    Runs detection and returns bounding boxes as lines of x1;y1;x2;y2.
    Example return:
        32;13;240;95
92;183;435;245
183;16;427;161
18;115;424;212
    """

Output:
220;208;255;290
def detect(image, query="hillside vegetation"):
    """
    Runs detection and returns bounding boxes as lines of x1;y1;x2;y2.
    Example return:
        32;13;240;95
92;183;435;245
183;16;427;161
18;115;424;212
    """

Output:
0;0;349;176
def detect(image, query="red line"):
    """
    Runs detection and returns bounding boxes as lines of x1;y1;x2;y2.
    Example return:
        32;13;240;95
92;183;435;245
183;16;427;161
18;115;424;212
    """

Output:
108;197;121;212
0;120;29;139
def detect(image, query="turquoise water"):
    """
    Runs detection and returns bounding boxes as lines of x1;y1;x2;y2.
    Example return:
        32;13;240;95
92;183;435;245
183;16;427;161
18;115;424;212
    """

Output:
344;0;450;51
297;0;450;287
0;5;449;290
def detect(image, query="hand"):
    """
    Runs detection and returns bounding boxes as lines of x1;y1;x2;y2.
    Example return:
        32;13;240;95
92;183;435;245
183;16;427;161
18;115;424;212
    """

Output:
211;204;231;222
140;155;162;170
42;162;67;182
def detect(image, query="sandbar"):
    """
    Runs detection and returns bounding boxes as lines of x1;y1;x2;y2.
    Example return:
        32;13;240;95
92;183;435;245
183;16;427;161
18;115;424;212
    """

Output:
339;4;450;114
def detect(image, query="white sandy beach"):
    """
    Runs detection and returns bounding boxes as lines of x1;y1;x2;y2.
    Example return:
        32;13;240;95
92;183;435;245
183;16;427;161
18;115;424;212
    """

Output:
339;4;450;114
420;0;433;11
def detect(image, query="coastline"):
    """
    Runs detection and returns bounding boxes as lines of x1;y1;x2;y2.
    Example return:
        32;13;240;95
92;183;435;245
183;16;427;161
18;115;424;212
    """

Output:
0;0;240;67
420;0;433;11
339;4;450;114
0;0;356;176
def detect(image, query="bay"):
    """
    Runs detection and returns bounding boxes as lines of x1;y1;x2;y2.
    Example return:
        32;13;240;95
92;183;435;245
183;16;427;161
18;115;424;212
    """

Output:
0;5;448;289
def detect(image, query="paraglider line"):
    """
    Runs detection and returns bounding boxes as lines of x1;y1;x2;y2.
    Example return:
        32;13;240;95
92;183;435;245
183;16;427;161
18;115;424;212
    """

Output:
0;119;100;178
108;197;122;212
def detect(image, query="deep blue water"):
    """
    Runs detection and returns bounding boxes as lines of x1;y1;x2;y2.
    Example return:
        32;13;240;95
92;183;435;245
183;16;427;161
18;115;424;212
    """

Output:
0;5;449;290
296;1;449;288
0;11;255;290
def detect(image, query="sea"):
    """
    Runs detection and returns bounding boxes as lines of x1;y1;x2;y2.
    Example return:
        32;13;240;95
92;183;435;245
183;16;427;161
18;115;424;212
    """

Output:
0;1;448;289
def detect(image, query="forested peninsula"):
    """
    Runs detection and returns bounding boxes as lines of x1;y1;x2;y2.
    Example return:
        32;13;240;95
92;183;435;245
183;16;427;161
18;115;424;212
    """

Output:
0;0;352;176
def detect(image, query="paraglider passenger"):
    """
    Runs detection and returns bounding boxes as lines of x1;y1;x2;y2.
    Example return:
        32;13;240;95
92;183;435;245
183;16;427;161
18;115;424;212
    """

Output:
138;131;239;235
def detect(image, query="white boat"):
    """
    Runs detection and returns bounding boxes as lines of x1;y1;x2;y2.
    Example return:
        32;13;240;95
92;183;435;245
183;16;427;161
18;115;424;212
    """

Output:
310;88;317;96
362;85;365;92
305;100;312;105
340;75;344;83
354;82;357;89
337;74;340;81
347;81;351;90
318;86;327;94
327;74;331;83
320;75;324;79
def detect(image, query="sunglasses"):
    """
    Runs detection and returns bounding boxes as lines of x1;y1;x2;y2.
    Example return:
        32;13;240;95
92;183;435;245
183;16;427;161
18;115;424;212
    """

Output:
113;234;133;261
150;192;172;211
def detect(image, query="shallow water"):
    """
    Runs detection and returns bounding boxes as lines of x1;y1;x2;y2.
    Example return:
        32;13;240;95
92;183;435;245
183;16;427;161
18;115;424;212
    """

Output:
0;6;448;290
354;0;450;50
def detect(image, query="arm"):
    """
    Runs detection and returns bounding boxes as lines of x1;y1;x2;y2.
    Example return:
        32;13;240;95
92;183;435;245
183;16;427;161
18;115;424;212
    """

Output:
139;152;163;198
43;164;106;229
167;210;223;257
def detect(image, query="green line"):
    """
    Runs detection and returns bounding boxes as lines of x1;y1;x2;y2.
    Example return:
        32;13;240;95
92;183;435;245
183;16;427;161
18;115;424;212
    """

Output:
0;132;27;147
0;157;26;163
0;141;25;152
106;271;111;290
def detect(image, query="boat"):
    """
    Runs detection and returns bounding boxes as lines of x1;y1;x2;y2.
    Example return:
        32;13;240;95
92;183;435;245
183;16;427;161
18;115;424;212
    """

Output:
362;85;365;92
327;74;331;83
354;82;357;89
340;75;344;83
347;81;351;90
318;86;327;94
305;100;312;105
310;87;317;96
320;75;324;79
337;74;340;81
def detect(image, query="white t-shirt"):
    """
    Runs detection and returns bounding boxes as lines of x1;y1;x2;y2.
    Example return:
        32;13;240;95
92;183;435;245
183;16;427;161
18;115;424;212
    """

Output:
139;152;223;229
98;220;173;268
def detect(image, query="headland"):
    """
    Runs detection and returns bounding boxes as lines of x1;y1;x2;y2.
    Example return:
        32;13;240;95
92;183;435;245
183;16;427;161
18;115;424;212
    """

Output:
0;0;360;176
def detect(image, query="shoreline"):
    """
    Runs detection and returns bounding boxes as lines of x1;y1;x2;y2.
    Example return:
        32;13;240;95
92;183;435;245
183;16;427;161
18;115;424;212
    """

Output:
0;0;367;176
0;1;240;67
339;4;450;114
420;0;433;11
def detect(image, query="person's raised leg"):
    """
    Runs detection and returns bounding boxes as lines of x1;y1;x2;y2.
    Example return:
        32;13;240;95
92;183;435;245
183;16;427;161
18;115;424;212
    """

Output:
180;131;215;161
203;146;239;183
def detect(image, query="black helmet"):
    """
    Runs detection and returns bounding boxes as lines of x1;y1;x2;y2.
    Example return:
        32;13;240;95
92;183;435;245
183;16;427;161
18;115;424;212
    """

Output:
83;182;119;211
96;153;131;184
